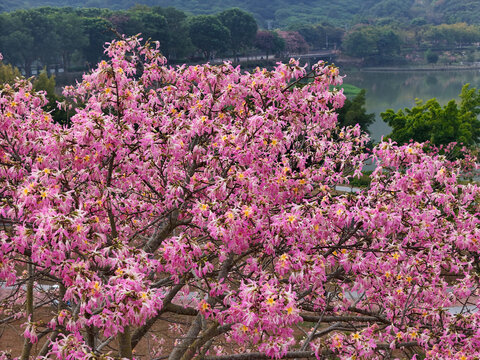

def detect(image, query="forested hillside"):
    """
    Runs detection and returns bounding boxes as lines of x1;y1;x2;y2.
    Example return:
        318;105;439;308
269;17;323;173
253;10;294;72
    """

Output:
3;0;480;27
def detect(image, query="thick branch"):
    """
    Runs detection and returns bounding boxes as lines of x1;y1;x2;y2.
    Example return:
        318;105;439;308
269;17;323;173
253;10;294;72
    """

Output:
168;313;204;360
202;351;317;360
180;323;232;360
143;209;179;253
132;282;185;348
38;283;67;357
118;325;132;359
301;314;381;323
164;303;198;316
168;254;235;360
20;263;34;360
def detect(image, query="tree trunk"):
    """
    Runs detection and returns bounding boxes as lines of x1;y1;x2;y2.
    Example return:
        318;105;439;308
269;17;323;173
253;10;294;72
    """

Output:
20;263;34;360
38;283;67;356
118;326;133;359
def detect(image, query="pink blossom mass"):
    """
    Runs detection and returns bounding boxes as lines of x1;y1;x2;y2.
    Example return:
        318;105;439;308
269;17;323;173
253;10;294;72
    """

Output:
0;36;479;360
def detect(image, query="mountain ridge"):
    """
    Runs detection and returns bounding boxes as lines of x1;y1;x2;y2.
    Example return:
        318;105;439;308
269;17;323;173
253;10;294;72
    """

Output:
1;0;480;28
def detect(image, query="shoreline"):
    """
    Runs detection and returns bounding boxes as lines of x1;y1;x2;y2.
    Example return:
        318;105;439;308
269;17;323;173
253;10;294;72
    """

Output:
354;65;480;72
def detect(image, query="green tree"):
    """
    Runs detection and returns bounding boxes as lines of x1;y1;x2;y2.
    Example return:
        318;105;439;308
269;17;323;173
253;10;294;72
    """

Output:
82;17;113;67
0;12;35;75
425;49;439;64
122;8;169;45
337;89;375;134
423;23;480;47
188;15;230;60
33;68;55;96
381;84;480;147
51;11;89;71
342;26;378;58
218;8;258;60
342;25;401;64
16;8;60;71
0;61;22;85
376;28;401;59
289;23;344;49
154;7;193;60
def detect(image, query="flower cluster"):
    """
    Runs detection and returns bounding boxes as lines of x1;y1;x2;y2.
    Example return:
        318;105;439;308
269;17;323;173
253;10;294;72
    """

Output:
0;36;479;360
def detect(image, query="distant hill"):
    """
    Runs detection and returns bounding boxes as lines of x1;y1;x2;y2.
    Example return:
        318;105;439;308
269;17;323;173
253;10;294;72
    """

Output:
2;0;480;28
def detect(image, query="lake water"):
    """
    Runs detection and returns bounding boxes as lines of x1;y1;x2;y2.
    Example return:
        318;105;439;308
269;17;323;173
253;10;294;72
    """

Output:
343;69;480;142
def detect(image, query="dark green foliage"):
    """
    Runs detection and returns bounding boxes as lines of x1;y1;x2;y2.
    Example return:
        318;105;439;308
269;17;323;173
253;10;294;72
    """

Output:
381;84;480;147
433;0;480;24
82;16;114;66
337;89;375;134
218;8;257;57
153;7;193;60
121;9;169;43
0;6;195;72
290;23;343;49
4;0;480;27
342;26;402;64
423;23;480;46
425;49;439;64
342;27;379;58
3;1;480;73
188;15;230;59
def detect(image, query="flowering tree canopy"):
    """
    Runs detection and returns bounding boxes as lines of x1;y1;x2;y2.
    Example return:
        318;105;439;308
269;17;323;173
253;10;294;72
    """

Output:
0;37;480;360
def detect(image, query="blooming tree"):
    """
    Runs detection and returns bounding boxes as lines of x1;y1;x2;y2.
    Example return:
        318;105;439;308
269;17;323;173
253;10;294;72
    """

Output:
0;37;480;360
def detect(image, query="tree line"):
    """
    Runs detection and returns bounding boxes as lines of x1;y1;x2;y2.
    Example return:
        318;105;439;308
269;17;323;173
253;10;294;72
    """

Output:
5;5;480;76
4;0;480;29
341;21;480;65
0;6;323;76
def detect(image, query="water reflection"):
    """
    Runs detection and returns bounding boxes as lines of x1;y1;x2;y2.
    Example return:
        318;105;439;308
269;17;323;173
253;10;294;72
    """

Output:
344;69;480;141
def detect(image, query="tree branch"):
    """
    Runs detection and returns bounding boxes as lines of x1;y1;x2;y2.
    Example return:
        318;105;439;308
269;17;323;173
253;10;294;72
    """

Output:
201;351;317;360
